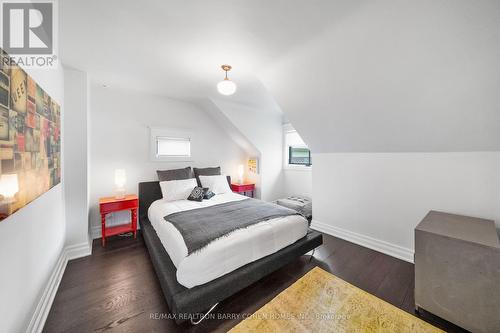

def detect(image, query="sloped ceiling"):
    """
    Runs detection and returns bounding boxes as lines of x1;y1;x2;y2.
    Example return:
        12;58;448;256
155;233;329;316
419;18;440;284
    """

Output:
259;0;500;152
60;0;345;106
61;0;500;152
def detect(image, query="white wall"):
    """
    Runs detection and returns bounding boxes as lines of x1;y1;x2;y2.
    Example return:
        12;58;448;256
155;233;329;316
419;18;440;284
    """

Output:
211;98;285;201
311;152;500;262
63;68;91;250
282;124;313;197
199;99;262;196
89;84;247;236
283;169;312;197
0;67;65;333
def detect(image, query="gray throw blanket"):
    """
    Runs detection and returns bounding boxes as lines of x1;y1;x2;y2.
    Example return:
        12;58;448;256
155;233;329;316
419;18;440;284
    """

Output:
164;198;300;255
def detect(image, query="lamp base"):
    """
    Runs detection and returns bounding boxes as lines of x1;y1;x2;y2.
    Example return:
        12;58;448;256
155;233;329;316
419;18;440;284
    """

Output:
1;197;15;204
115;188;126;199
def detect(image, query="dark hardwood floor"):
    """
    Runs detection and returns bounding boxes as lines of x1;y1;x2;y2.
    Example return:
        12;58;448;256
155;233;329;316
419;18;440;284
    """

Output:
44;232;468;333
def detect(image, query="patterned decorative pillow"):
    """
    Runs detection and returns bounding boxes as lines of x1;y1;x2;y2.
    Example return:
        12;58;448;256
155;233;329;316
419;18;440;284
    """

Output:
187;187;205;202
203;188;215;200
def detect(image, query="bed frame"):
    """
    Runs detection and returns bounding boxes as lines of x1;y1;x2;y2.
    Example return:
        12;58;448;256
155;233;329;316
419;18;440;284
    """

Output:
138;180;323;324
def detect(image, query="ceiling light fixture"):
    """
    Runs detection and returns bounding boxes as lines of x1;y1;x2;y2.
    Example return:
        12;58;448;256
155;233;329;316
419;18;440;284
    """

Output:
217;64;236;96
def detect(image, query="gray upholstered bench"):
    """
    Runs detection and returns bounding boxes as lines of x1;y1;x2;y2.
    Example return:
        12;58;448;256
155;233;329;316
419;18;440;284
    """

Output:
275;195;312;223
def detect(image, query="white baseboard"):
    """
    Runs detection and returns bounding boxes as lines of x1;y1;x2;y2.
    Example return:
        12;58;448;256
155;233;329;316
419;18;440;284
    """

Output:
311;220;414;263
26;248;68;333
26;240;92;333
65;240;92;260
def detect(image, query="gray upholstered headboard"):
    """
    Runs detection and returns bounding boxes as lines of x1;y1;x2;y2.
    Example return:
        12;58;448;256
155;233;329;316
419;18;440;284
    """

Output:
138;176;231;221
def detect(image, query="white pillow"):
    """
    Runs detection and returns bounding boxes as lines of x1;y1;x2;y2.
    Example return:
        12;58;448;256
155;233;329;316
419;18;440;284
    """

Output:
199;175;231;194
160;178;197;201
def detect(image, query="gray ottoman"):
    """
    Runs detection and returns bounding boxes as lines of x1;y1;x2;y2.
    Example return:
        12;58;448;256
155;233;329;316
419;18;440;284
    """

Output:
415;211;500;333
275;195;312;223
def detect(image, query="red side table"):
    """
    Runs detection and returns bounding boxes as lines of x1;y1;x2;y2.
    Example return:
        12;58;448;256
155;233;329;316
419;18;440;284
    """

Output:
99;194;138;246
230;183;255;198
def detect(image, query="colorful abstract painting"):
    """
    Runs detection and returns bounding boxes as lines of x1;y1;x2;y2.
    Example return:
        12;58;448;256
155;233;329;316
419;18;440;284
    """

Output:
0;48;61;221
248;158;259;174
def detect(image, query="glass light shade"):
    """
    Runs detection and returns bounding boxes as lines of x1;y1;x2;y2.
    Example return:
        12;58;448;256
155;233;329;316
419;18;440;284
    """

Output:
114;169;126;188
217;79;237;95
237;164;244;183
0;174;19;199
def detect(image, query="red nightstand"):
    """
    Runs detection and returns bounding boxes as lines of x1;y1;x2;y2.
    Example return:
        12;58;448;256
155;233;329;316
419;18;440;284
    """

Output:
99;194;138;246
230;183;255;198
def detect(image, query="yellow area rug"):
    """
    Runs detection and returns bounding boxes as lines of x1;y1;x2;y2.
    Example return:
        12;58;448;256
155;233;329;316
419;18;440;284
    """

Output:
229;267;442;333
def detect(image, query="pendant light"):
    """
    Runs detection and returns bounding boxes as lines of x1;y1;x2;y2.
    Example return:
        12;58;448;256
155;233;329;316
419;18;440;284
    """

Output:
217;64;237;95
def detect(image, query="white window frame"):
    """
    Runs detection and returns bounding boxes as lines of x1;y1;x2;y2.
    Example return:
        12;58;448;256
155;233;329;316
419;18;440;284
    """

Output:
149;127;194;162
283;123;312;171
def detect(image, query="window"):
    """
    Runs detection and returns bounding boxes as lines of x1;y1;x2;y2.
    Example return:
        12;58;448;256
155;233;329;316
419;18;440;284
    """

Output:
284;124;311;168
157;137;191;157
289;147;311;166
150;127;193;162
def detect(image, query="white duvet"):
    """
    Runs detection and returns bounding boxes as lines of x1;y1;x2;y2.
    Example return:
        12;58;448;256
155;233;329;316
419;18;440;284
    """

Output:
148;192;308;288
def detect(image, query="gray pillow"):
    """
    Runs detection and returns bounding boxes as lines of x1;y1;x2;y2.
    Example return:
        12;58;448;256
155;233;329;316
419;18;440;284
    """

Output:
193;166;221;186
157;167;193;182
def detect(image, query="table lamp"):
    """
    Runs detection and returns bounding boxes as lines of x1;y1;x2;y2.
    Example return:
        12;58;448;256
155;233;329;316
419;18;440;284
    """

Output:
237;164;244;184
114;169;126;199
0;174;19;203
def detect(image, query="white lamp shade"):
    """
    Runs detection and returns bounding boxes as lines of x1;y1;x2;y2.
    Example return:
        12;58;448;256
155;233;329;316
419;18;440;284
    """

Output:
114;169;126;188
0;174;19;198
237;164;244;183
217;79;237;95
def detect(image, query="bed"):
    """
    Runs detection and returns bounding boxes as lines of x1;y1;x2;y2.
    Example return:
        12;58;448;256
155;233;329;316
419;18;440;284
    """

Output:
138;180;323;324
